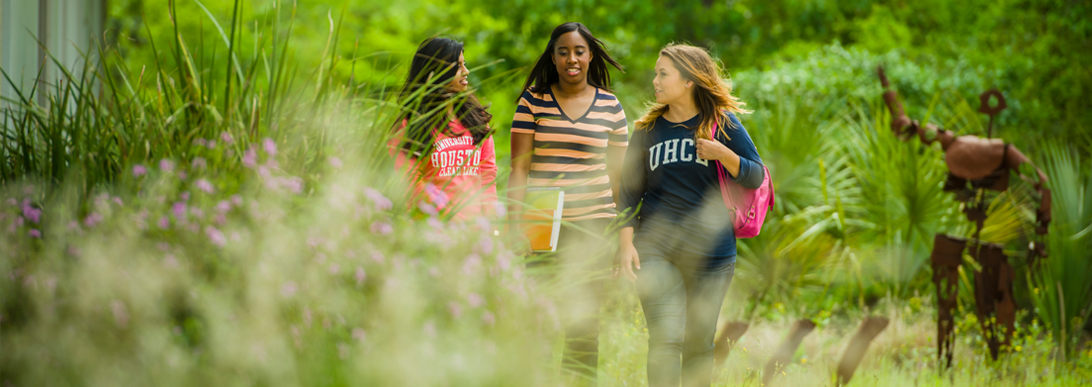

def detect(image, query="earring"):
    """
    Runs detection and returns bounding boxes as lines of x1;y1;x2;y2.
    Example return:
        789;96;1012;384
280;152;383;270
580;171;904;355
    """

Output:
686;83;691;88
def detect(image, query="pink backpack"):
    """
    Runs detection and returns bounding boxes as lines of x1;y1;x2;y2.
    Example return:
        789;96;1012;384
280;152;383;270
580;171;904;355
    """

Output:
711;121;774;238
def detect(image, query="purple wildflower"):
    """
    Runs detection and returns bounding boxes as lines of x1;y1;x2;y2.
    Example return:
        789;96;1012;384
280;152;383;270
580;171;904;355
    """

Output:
262;138;277;156
83;213;104;227
363;188;393;211
468;292;484;308
206;140;217;149
133;164;147;177
192;157;207;169
158;216;170;229
355;266;366;285
329;156;343;169
281;281;298;297
482;311;495;326
216;200;232;213
195;179;214;194
370;221;393;235
231;195;243;206
243;149;258;168
423;183;450;208
159;159;174;172
448;302;463;318
206;226;226;246
194;138;208;147
221;131;234;145
29;229;41;238
172;202;188;219
22;202;41;224
418;201;438;216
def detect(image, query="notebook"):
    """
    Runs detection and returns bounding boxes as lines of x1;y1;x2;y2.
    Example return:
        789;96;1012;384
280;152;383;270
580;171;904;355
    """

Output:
522;187;565;252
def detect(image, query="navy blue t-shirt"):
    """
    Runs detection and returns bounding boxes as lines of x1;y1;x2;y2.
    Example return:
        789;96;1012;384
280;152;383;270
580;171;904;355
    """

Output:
619;112;764;263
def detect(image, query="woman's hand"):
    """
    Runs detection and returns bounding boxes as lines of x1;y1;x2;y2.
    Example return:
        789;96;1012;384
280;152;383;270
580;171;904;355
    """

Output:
617;241;641;281
695;138;734;161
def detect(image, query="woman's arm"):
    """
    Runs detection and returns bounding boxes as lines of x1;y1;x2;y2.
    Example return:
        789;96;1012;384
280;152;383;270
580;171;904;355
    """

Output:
478;136;499;216
696;114;765;189
507;133;534;227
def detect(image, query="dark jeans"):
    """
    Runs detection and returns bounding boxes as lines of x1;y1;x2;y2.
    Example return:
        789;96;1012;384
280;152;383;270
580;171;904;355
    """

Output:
527;218;614;386
635;239;735;387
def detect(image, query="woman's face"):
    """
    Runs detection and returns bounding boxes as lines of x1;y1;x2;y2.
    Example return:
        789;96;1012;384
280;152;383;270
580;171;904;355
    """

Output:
446;52;470;93
551;31;593;86
653;55;691;106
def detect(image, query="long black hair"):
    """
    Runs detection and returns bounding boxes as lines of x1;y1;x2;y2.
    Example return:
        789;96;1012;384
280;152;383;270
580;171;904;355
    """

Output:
517;22;624;99
398;37;492;156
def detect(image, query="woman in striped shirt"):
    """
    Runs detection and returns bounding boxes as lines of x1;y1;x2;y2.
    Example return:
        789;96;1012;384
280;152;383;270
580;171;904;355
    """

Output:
508;22;627;386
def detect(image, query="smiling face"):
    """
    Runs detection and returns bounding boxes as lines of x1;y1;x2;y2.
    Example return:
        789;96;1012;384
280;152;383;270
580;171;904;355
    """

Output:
551;31;593;86
445;52;470;93
653;55;691;106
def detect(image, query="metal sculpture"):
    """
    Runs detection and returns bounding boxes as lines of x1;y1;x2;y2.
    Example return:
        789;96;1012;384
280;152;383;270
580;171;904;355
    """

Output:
877;65;1052;363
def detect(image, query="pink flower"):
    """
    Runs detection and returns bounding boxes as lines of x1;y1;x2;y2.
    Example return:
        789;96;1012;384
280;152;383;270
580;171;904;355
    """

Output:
231;195;243;206
329;157;343;169
190;207;205;219
29;229;41;238
448;302;463;318
371;251;385;263
221;132;234;145
194;138;208;147
370;221;393;235
195;179;215;194
112;197;124;206
158;216;170;229
206;226;226;246
482;311;495;326
281;177;303;194
424;183;450;207
281;281;298;297
172;202;187;219
476;236;494;255
159;159;174;172
352;328;367;342
180;192;190;201
363;188;392;211
83;213;104;227
355;266;366;285
206;140;217;149
263;138;277;156
462;254;482;276
216;200;232;213
192;157;207;169
328;263;340;275
133;164;147;177
418;202;438;216
243;149;258;168
22;202;41;224
178;171;188;181
468;292;484;308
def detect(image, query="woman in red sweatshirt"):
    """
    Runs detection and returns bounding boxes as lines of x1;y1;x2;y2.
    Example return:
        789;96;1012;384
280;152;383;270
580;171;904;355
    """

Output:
390;37;497;220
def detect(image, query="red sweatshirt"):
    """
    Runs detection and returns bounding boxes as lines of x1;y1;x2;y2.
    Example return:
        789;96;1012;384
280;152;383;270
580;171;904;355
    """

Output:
390;120;498;220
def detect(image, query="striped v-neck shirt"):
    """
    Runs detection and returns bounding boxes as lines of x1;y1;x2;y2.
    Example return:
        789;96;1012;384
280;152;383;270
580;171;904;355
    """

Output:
511;87;629;221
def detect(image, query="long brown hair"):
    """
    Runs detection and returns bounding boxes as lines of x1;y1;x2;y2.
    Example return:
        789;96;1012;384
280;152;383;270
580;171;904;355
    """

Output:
634;43;750;141
516;22;624;100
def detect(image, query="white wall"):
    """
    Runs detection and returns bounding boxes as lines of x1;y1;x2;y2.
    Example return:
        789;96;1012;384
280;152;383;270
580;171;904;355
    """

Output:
1;0;104;110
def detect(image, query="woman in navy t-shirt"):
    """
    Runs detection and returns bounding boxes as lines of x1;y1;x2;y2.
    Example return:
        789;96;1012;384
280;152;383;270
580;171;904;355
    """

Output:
617;43;764;387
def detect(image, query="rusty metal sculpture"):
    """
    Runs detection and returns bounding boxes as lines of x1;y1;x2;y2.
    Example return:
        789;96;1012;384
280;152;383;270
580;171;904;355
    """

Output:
877;65;1052;363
